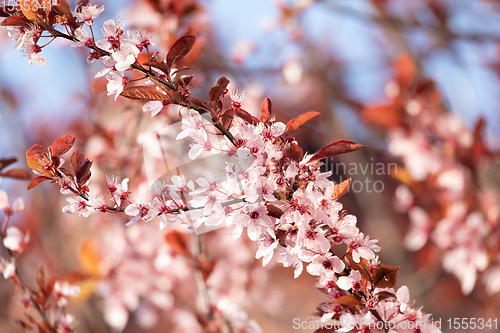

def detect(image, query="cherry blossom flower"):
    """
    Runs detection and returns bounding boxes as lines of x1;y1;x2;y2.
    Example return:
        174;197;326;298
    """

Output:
124;201;157;226
73;4;105;26
255;230;278;266
344;233;380;263
62;197;90;217
143;100;170;117
96;19;124;51
106;72;129;100
112;43;140;72
337;270;363;292
307;252;345;277
0;191;24;217
404;206;431;251
230;203;273;241
228;88;247;110
106;176;130;206
0;257;16;279
3;226;29;254
277;246;304;278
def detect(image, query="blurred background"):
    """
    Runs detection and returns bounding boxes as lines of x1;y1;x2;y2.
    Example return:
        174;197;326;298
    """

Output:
1;0;500;332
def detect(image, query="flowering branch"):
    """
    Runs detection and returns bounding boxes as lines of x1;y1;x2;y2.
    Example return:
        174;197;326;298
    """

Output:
1;2;442;332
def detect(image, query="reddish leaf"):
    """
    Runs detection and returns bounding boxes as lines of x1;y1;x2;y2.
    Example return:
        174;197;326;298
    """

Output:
165;230;189;256
198;256;216;282
0;157;18;171
345;255;372;282
394;53;417;87
372;264;399;288
310;140;366;162
20;0;49;21
331;178;351;200
330;295;361;305
362;103;402;129
260;98;272;122
285;111;320;133
189;97;207;110
78;239;103;277
166;35;196;69
76;159;92;185
143;61;170;76
266;204;283;218
176;74;193;88
375;290;396;301
220;108;235;129
0;168;32;180
26;145;53;177
70;151;85;174
58;167;73;178
209;76;230;101
283;141;304;161
235;109;259;125
0;16;31;27
49;135;75;157
171;66;192;77
120;86;170;101
36;265;45;293
27;176;52;190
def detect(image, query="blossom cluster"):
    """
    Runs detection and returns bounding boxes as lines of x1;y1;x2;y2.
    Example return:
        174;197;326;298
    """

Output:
1;3;443;332
364;54;500;296
1;185;79;333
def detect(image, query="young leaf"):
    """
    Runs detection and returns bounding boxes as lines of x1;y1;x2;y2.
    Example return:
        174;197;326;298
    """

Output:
27;176;52;190
0;168;32;180
260;98;272;123
76;159;92;185
0;157;18;171
331;178;351;200
372;264;399;288
209;76;230;101
36;265;46;293
120;86;170;101
49;135;75;157
165;230;189;256
285;111;320;133
330;295;361;305
26;145;53;177
166;35;196;69
283;141;304;161
70;151;85;174
78;239;102;277
0;16;31;27
310;140;366;162
143;61;170;77
235;109;259;125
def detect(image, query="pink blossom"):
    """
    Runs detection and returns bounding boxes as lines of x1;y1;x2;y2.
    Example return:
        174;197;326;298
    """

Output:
112;43;140;72
0;191;24;216
106;175;129;206
344;233;380;263
106;72;129;100
3;226;29;254
306;252;345;277
73;4;105;26
62;197;90;217
0;257;16;279
143;100;169;117
255;231;278;266
404;206;431;251
231;203;273;241
96;19;124;51
337;270;363;291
